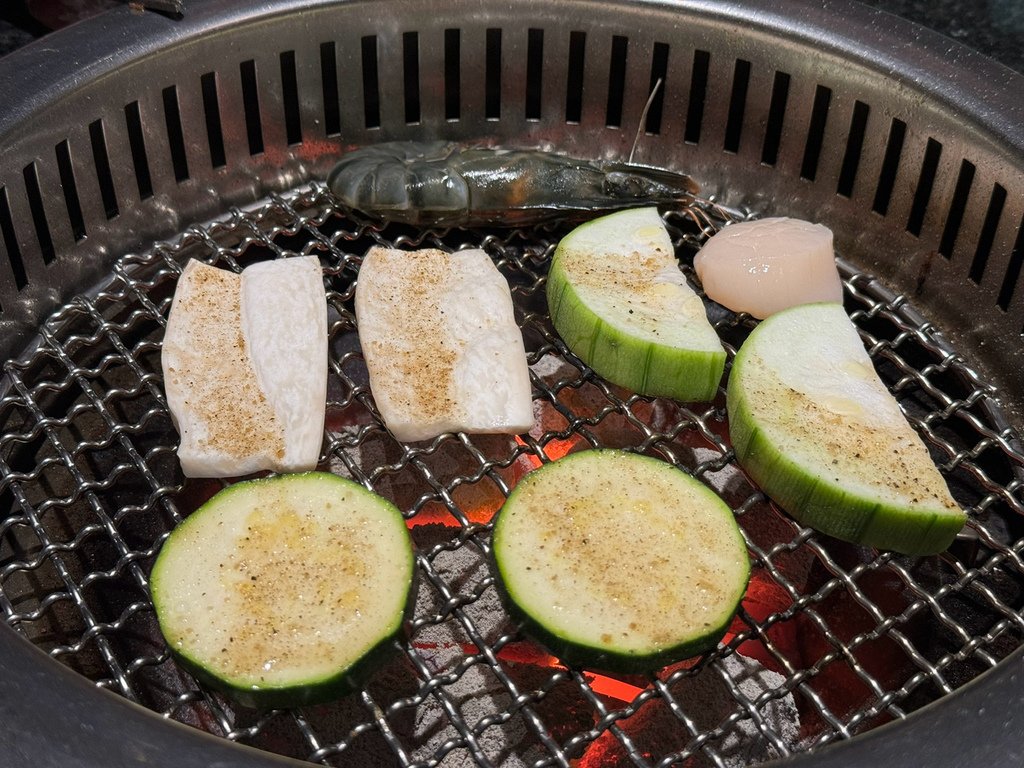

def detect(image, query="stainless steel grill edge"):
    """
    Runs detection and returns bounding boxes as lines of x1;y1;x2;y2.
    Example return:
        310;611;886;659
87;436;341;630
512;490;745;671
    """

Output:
0;1;1022;766
0;0;1021;414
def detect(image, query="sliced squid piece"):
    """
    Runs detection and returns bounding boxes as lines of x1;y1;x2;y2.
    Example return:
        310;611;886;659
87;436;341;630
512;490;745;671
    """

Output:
693;217;843;319
355;246;534;442
161;256;327;478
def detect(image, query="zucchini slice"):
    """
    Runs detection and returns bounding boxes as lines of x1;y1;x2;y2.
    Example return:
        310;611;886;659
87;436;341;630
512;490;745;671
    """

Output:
151;472;414;708
547;207;726;402
727;302;966;555
492;450;749;673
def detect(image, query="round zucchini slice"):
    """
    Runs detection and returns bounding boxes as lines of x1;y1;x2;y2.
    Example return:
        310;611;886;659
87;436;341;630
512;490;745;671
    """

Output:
492;450;749;673
151;472;414;709
547;207;726;402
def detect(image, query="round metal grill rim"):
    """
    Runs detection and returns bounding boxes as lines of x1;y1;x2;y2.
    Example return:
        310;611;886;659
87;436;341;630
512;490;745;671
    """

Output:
0;1;1023;767
2;0;1021;147
4;623;1023;768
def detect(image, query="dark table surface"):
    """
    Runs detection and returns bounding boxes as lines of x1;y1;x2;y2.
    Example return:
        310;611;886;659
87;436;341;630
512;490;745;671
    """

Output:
1;0;1022;73
858;0;1023;72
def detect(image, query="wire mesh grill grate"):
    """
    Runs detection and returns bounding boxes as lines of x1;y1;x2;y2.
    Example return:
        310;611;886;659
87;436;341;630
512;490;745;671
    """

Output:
1;186;1023;767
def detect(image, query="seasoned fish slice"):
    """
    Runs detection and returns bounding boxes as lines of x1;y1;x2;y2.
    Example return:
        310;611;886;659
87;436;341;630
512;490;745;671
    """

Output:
162;257;327;477
355;247;534;442
241;258;328;468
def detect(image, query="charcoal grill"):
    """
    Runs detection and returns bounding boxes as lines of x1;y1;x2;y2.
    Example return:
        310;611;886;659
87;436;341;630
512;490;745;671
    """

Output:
1;1;1023;766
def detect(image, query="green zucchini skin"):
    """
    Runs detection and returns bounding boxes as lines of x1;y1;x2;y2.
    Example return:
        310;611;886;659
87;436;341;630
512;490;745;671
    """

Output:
491;450;750;674
166;631;404;710
726;303;966;556
546;207;726;403
728;390;963;556
494;578;741;675
151;472;415;709
548;257;725;402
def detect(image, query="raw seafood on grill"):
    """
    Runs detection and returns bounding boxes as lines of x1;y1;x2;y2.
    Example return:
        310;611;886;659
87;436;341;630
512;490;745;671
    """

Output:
326;140;699;227
693;217;844;318
354;245;534;442
161;256;327;477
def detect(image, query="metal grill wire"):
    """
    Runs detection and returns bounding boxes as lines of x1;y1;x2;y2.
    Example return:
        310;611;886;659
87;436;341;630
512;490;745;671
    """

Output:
1;185;1023;767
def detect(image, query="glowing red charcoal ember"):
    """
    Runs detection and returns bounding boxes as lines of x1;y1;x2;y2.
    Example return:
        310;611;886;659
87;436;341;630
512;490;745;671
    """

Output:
407;501;461;529
495;639;648;704
730;573;802;677
579;654;799;766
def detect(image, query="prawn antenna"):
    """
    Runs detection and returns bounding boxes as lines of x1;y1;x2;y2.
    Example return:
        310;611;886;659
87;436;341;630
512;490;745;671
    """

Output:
628;77;664;165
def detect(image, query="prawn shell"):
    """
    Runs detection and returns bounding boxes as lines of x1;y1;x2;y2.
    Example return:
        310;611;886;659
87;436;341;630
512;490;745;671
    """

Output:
327;142;470;224
327;141;700;228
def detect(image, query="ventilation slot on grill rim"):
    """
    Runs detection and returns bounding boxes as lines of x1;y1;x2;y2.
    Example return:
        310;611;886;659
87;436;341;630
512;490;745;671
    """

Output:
837;100;870;197
444;29;461;121
22;163;55;265
88;120;120;218
55;140;87;243
485;28;502;120
685;49;710;144
526;28;544;121
0;187;26;293
800;85;831;182
723;59;751;153
123;101;154;201
760;71;790;166
161;86;190;183
565;31;586;124
872;117;907;215
605;35;628;128
239;59;265;154
361;36;381;129
998;216;1024;312
200;73;227;169
970;183;1007;285
644;42;669;135
402;32;421;125
279;50;303;145
320;42;341;136
905;138;942;236
939;159;976;258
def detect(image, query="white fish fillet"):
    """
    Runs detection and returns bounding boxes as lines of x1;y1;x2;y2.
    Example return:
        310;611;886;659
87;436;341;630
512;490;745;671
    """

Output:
694;217;842;319
161;257;327;477
355;247;534;442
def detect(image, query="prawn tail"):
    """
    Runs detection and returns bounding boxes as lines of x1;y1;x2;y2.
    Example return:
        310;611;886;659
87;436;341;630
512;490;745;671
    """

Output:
602;163;700;203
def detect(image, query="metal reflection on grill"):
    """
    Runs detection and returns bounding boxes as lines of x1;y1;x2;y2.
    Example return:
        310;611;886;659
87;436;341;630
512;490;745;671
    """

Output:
0;184;1022;767
0;0;1022;765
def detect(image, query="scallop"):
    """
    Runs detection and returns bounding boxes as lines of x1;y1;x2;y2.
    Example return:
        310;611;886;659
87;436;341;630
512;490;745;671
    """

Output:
693;217;843;319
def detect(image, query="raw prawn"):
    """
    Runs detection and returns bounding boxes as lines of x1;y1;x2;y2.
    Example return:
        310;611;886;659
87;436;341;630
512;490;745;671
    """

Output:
326;141;699;227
